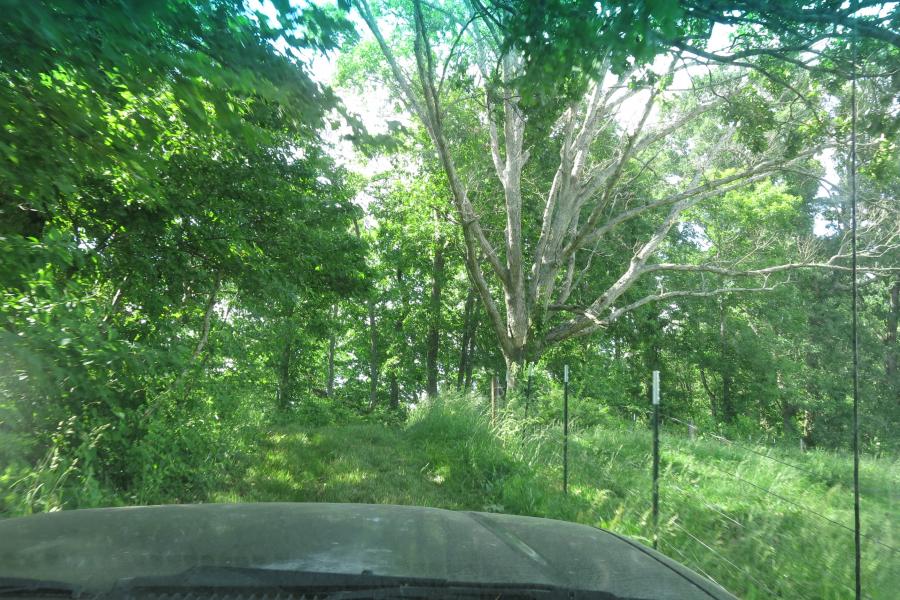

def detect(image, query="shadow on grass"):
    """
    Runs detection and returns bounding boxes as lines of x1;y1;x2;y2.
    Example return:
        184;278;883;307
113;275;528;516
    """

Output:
213;417;598;526
215;423;505;510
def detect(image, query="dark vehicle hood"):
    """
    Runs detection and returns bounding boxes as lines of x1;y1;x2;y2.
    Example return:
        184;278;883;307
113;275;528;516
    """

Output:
0;503;735;599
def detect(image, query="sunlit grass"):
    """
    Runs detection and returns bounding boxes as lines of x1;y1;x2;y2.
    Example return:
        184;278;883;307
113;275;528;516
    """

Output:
207;395;897;599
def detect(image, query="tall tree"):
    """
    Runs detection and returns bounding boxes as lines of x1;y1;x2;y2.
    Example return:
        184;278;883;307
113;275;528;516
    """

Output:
351;0;899;388
425;210;447;397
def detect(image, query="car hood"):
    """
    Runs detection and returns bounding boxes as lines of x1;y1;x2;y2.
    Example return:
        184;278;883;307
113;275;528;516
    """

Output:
0;503;735;599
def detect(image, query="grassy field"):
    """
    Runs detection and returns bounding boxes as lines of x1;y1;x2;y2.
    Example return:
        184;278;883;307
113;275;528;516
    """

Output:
211;396;898;600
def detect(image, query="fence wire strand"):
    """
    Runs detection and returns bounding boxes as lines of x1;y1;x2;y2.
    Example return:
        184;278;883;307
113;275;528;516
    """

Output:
664;415;824;479
669;521;789;599
666;483;863;599
666;481;792;547
665;543;728;592
677;453;898;554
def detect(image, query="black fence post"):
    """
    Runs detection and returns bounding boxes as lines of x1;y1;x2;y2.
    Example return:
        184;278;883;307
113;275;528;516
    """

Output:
525;363;533;420
563;364;569;495
490;375;498;425
652;369;660;549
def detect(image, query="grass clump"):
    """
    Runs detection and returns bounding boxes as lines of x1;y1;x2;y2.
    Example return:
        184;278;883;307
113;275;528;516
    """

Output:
215;395;581;519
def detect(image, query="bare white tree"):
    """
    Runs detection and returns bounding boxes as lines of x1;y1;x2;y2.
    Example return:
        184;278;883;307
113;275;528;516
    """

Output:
352;0;898;388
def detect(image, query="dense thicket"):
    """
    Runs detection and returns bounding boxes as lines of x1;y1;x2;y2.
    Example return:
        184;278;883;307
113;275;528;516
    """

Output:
0;0;897;515
1;0;367;511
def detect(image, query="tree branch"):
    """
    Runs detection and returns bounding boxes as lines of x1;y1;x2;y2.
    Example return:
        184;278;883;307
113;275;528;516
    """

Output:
571;144;828;254
548;283;786;343
359;0;509;285
639;262;900;277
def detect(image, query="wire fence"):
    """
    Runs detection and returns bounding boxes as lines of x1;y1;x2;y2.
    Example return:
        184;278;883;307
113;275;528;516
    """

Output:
664;415;822;478
661;414;899;554
668;520;788;599
663;457;869;600
649;406;890;599
509;366;894;599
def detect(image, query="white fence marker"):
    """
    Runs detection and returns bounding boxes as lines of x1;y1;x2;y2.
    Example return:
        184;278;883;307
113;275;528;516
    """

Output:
652;370;660;405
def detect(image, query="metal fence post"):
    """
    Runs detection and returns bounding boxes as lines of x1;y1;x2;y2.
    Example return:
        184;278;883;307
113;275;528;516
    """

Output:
490;375;497;425
525;363;533;420
563;364;569;495
652;369;660;549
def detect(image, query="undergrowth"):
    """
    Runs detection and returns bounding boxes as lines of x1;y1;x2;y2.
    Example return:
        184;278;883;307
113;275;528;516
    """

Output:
213;394;897;599
3;393;897;599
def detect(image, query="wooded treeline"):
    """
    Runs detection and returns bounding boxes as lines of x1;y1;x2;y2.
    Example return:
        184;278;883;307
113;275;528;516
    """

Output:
0;0;897;513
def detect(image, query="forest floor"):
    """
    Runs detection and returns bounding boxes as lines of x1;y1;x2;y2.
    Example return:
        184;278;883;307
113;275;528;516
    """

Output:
210;397;899;600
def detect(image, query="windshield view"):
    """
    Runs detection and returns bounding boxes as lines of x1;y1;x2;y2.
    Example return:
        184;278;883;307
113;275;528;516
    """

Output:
1;1;897;599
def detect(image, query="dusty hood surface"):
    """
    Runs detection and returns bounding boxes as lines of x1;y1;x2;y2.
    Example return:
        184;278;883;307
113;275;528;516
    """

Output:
0;502;736;599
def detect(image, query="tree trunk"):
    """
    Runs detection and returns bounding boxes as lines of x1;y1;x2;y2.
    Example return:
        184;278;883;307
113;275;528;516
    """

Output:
719;300;734;423
387;266;409;408
175;275;221;394
887;281;899;379
276;300;296;409
464;325;476;391
367;297;378;411
490;375;498;423
326;304;336;397
191;278;220;360
781;401;797;437
504;352;524;394
426;217;445;398
699;367;719;423
801;410;815;449
722;371;733;422
277;337;293;409
100;275;128;337
389;373;399;409
457;289;476;390
776;370;796;438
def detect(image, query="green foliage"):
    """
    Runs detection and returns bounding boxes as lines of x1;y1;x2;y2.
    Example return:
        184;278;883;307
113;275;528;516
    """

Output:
1;6;897;600
1;0;348;210
486;0;692;107
0;0;369;515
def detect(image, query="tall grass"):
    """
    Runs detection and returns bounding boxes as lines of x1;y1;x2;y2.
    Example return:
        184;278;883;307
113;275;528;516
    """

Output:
5;391;894;598
213;394;896;599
